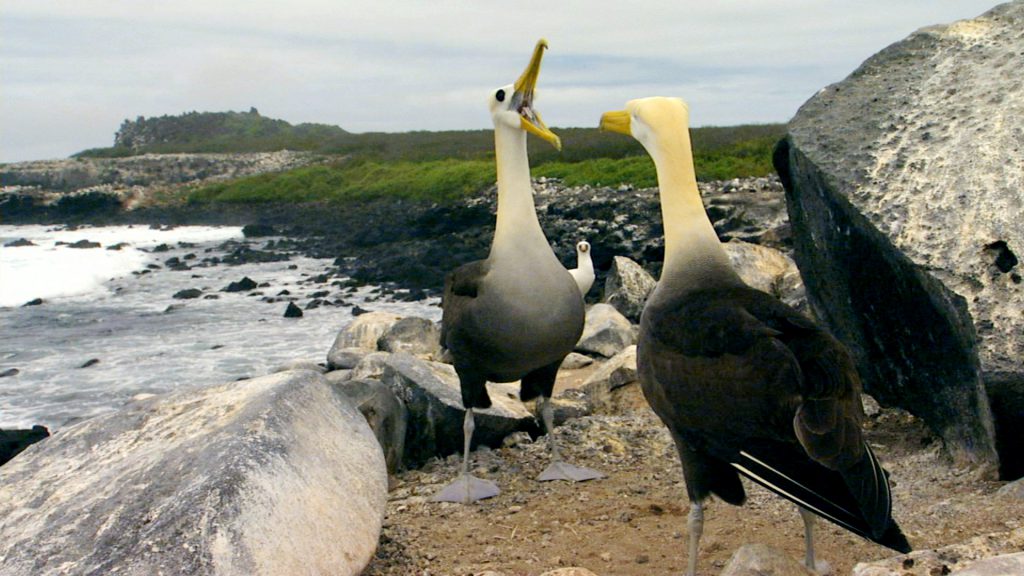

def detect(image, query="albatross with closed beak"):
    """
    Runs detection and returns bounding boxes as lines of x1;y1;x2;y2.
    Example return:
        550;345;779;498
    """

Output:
600;97;910;574
568;240;595;297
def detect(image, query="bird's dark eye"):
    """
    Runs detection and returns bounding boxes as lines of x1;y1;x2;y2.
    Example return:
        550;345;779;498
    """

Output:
495;89;506;102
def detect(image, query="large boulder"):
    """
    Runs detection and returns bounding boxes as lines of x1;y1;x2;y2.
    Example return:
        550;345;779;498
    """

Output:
773;3;1024;471
375;353;541;468
575;303;637;358
602;256;656;323
0;370;387;576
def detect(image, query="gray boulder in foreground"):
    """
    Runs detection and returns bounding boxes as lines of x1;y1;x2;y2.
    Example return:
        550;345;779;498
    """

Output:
0;370;387;576
774;3;1024;471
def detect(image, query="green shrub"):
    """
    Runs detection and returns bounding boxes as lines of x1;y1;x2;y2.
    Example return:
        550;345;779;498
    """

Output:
188;159;496;205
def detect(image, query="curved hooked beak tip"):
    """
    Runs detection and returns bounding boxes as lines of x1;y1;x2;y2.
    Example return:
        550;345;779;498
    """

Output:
599;110;631;136
514;39;561;151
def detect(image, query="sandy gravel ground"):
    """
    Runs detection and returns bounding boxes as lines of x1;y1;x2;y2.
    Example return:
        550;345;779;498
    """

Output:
363;376;1024;576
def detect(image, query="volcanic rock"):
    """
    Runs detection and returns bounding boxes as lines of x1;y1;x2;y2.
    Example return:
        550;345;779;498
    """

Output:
0;370;387;575
774;3;1024;470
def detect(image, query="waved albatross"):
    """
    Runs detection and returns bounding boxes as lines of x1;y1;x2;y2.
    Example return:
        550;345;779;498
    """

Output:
435;40;601;504
600;97;910;574
568;240;595;297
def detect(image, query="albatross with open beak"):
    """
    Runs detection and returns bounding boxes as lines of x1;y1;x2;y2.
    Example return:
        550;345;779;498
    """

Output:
434;40;602;504
600;97;910;574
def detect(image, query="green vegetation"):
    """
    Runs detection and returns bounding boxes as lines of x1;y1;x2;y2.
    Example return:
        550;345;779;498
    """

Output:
188;159;496;205
79;110;784;206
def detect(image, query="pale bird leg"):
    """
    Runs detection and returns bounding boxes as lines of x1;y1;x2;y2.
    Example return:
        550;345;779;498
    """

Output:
431;409;500;503
536;396;604;482
686;499;704;576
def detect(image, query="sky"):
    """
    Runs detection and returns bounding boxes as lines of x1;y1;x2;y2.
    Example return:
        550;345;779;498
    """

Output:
0;0;1004;163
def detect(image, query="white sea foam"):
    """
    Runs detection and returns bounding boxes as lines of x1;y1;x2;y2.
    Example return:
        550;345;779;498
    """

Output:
0;224;440;430
0;225;243;307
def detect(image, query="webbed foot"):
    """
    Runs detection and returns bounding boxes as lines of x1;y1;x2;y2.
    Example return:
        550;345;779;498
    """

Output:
432;474;500;503
537;460;605;482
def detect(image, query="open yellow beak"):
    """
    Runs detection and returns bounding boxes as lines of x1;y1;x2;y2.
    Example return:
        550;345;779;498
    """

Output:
514;39;561;151
599;110;631;136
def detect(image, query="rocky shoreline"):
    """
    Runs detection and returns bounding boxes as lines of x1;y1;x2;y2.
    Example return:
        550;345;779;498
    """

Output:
1;151;789;300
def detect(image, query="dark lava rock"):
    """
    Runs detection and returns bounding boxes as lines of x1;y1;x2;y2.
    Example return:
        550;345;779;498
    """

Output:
352;306;370;317
164;256;190;271
223;277;258;293
151;243;172;252
0;425;49;467
0;368;19;378
283;302;303;318
4;238;35;247
773;4;1024;471
67;239;101;249
22;298;43;307
242;223;276;237
172;288;203;299
220;246;290;265
79;358;100;369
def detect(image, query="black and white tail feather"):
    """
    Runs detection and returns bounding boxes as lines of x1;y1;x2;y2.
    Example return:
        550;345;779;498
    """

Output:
727;440;911;553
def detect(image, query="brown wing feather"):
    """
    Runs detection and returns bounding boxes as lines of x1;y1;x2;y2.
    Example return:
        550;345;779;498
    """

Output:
440;259;489;351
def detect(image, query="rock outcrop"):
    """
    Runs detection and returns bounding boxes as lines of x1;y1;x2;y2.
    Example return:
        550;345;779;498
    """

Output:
0;370;387;576
774;2;1024;472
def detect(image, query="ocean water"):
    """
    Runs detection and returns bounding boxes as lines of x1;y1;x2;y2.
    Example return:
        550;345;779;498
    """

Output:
0;225;440;431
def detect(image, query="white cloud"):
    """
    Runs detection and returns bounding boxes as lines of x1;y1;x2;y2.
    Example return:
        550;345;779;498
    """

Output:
0;0;1001;162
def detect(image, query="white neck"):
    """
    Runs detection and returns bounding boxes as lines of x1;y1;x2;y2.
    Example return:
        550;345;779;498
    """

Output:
577;252;594;276
649;135;740;289
490;124;550;259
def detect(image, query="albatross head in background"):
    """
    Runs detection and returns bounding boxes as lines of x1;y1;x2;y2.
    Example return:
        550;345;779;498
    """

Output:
569;240;595;297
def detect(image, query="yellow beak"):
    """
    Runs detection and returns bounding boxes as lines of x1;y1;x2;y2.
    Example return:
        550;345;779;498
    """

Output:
599;110;631;136
514;39;561;151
